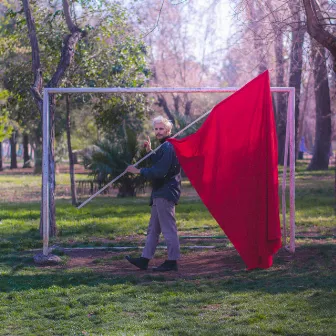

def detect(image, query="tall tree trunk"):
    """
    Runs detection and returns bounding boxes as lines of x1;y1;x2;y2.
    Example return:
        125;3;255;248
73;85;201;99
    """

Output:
185;100;192;116
22;133;31;168
303;0;336;74
10;131;17;169
288;9;305;158
66;95;78;206
247;2;268;73
156;95;176;124
23;0;85;239
34;132;42;173
172;95;180;114
308;42;332;170
297;71;313;158
274;31;288;165
0;142;2;171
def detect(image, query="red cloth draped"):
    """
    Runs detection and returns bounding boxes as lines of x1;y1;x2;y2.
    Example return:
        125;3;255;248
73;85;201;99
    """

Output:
168;71;282;269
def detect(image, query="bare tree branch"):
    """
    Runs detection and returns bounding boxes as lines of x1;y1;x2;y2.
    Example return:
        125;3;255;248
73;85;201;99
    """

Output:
62;0;78;33
22;0;43;111
48;1;86;87
142;0;165;38
49;30;85;87
22;0;87;237
170;0;188;4
302;0;336;58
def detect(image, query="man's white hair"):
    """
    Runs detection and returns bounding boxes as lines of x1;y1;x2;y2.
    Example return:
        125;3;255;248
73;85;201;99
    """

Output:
152;116;173;134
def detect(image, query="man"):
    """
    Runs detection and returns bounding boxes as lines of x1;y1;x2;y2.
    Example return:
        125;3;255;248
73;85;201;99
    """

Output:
125;116;181;272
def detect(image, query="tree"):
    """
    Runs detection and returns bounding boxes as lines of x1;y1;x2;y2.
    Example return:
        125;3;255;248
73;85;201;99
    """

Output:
21;0;86;237
9;130;17;169
22;133;31;168
0;89;13;142
288;1;305;157
134;0;222;121
0;89;13;170
308;40;332;170
57;9;150;206
302;0;336;73
264;0;288;164
0;0;150;236
65;94;77;206
224;0;334;169
245;1;269;73
302;0;333;169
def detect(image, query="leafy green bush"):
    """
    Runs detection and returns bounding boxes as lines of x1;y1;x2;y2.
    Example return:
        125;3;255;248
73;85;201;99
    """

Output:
84;126;148;197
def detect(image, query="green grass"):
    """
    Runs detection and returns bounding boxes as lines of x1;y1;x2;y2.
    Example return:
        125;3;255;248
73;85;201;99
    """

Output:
0;199;221;251
0;173;89;185
0;245;335;335
0;162;335;335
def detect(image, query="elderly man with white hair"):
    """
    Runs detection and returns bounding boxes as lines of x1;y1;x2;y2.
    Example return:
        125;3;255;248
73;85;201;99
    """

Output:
125;116;181;272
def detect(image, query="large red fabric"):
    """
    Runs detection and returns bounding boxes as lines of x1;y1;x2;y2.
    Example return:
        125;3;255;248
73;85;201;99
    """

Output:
168;71;282;269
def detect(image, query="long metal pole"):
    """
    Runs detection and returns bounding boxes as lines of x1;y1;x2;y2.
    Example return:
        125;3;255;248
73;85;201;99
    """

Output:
45;87;294;94
289;88;296;253
282;94;290;247
42;90;50;256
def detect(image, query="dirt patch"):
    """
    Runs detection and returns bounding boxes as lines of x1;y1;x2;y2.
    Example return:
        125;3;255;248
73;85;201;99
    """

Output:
39;240;335;280
59;248;245;279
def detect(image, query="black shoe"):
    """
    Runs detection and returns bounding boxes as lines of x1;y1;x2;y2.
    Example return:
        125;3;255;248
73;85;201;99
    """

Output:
152;260;178;272
125;256;149;270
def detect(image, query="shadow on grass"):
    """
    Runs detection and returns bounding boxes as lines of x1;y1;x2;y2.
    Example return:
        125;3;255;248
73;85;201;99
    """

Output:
0;198;213;221
0;199;219;247
1;244;335;296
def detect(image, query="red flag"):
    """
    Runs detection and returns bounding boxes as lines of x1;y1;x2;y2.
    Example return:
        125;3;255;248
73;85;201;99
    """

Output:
168;71;282;269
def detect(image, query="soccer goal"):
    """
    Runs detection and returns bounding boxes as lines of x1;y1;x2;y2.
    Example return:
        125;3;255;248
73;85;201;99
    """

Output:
41;86;295;256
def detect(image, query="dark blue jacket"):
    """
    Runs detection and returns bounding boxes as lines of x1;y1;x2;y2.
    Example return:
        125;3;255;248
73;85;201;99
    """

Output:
140;139;181;205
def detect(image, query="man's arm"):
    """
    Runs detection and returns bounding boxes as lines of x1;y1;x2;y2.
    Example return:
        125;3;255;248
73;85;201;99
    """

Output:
126;165;140;174
126;136;157;175
144;136;160;163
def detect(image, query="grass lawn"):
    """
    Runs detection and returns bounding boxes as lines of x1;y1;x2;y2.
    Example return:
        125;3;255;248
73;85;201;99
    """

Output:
0;161;335;335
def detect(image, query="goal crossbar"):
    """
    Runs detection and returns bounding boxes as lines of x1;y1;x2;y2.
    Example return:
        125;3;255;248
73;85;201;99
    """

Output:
42;86;295;256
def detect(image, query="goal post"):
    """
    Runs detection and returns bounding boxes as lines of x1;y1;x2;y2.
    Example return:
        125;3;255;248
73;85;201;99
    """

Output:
41;86;296;256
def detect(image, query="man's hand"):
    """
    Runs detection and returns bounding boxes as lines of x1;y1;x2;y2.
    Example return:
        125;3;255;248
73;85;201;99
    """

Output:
144;135;152;153
126;165;140;174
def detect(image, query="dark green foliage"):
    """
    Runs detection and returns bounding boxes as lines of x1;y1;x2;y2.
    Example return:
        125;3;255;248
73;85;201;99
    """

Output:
0;90;13;141
94;94;150;134
173;112;206;137
0;0;151;152
84;125;149;197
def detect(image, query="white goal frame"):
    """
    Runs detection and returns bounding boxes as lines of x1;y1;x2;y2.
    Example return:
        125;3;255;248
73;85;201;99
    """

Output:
41;86;296;256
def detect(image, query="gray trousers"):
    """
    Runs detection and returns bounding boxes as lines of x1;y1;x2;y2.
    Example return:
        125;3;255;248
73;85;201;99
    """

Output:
142;198;180;260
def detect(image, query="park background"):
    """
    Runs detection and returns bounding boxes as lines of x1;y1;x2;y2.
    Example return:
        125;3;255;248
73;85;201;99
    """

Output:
0;1;335;335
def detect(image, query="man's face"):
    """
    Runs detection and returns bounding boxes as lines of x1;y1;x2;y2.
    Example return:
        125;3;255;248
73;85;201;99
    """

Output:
154;122;170;139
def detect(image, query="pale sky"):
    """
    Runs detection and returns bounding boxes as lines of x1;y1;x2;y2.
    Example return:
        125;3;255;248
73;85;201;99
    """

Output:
181;0;233;71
